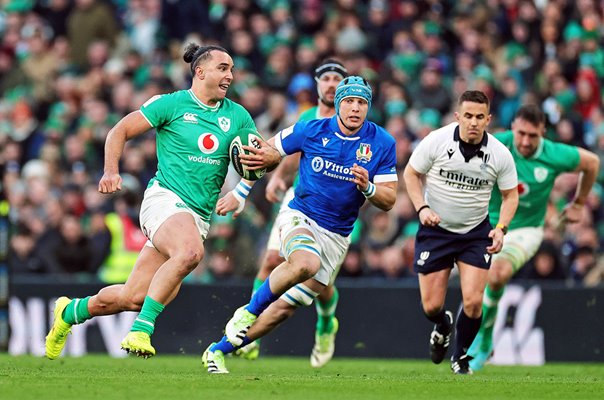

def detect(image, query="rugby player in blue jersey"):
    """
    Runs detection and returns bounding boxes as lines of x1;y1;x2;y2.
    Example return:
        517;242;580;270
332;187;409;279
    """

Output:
203;76;398;373
229;59;349;366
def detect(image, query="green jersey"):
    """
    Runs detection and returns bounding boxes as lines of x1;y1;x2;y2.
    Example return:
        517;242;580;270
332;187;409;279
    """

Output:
140;89;255;221
298;106;321;122
489;130;580;229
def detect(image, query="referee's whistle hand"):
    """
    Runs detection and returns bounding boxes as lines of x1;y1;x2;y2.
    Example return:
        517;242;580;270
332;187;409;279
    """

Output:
419;209;440;226
486;229;504;253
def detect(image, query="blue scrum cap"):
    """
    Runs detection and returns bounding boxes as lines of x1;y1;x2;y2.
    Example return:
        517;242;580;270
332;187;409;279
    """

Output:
334;76;372;115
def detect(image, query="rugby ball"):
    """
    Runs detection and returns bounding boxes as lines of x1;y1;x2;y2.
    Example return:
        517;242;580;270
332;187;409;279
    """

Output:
229;128;267;181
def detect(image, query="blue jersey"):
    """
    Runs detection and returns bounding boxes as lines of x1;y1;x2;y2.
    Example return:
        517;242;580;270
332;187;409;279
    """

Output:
274;116;398;236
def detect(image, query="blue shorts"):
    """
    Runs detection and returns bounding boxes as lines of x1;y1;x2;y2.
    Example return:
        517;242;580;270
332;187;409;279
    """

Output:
413;217;493;274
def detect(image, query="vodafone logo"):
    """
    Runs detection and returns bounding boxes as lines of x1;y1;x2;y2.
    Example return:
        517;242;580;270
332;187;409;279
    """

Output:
198;133;219;154
518;181;530;197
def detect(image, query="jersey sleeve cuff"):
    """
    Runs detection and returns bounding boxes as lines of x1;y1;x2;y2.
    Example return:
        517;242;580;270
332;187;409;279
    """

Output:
374;173;398;183
138;109;154;127
499;182;519;191
274;133;287;157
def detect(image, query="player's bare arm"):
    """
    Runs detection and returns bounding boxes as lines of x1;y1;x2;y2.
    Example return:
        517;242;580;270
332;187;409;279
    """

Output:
239;136;282;171
561;148;600;223
487;186;518;254
98;111;152;194
351;163;397;211
265;174;288;203
266;153;300;203
403;163;441;227
216;178;256;217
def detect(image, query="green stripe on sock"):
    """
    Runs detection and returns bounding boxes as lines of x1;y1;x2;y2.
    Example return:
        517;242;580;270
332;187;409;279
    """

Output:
62;297;92;325
316;287;339;334
131;296;165;336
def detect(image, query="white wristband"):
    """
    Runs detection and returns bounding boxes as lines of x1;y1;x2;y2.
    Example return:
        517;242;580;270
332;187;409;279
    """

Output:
361;181;376;199
232;180;251;212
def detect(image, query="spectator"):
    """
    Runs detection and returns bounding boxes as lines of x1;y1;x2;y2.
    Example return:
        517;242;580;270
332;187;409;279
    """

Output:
8;223;44;274
254;91;297;136
570;245;597;283
521;241;567;281
408;58;451;116
20;19;59;103
584;256;604;287
67;0;119;71
38;213;94;274
97;175;146;283
338;244;364;278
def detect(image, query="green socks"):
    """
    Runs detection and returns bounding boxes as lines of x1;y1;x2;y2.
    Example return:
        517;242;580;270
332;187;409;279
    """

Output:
61;295;166;337
315;286;339;334
482;285;505;328
62;297;92;325
131;296;165;336
478;285;505;350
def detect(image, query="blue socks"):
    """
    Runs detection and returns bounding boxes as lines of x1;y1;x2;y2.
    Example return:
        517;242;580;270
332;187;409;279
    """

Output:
211;335;252;355
210;277;279;356
245;277;279;316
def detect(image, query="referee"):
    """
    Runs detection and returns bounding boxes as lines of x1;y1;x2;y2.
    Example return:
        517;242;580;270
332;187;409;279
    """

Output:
403;90;518;374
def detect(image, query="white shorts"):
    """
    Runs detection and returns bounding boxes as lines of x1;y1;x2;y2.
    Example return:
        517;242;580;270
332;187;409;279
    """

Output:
266;187;296;251
277;206;350;286
493;226;544;274
139;181;210;247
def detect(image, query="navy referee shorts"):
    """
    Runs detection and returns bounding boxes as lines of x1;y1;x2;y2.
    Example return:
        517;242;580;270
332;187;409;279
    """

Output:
413;217;493;274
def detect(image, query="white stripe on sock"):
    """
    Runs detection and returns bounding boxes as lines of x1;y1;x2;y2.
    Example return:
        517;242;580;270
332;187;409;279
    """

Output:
316;303;337;316
483;294;501;307
135;318;155;328
73;298;80;324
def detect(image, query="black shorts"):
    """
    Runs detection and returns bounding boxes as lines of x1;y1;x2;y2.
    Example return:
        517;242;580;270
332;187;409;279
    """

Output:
413;217;493;274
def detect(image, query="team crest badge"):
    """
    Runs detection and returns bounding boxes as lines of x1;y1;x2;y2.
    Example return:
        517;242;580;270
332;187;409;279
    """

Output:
534;167;548;183
218;116;231;132
356;143;372;162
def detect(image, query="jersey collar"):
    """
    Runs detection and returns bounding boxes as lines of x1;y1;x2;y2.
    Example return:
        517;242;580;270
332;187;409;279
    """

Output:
188;89;221;112
329;115;366;140
453;125;489;147
454;125;489;162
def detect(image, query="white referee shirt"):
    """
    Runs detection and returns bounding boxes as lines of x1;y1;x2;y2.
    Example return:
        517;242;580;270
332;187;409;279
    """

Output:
409;122;517;233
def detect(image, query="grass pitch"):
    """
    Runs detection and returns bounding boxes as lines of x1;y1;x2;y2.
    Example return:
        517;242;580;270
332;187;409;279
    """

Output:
1;354;602;400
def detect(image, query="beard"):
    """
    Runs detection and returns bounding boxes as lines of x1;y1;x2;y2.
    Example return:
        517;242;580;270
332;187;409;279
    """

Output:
320;97;335;107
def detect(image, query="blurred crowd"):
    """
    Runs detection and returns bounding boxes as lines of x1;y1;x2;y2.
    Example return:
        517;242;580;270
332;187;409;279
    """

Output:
1;0;603;286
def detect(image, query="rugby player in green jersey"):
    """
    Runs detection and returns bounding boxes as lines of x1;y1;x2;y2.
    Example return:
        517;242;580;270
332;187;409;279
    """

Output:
222;59;348;367
45;43;281;359
468;104;600;371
